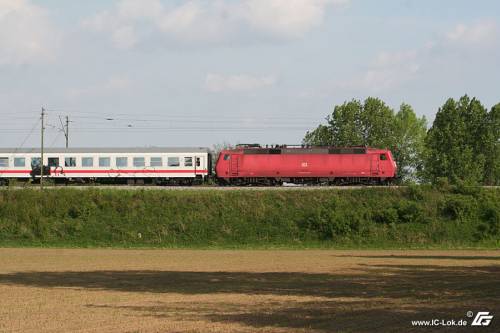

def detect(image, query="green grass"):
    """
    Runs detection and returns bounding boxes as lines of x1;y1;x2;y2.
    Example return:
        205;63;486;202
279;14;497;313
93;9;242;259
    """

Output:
0;185;499;249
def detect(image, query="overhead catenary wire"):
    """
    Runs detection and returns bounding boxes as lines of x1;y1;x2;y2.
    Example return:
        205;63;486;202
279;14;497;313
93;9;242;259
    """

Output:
0;108;321;140
1;108;323;121
13;119;40;152
48;131;63;148
44;108;317;120
0;118;40;177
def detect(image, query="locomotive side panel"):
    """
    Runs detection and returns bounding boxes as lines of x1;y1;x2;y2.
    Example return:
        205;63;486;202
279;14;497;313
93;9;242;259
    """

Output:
215;147;397;184
236;153;374;178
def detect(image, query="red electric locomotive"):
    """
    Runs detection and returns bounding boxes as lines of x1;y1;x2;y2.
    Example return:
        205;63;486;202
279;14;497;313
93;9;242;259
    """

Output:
215;144;397;185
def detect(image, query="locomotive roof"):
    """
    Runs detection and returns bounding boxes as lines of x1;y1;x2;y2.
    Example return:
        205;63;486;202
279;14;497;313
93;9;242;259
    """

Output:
0;147;210;154
236;147;374;155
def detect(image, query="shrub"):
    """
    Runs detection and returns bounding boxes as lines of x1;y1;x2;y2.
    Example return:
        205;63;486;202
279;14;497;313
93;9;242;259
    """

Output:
396;201;427;224
439;196;476;221
406;184;425;201
373;208;398;225
434;177;451;192
476;204;500;239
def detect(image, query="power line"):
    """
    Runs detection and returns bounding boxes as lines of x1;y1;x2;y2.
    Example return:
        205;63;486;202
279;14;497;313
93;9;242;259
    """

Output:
15;121;39;150
58;115;70;148
43;109;317;120
48;131;63;148
68;128;309;133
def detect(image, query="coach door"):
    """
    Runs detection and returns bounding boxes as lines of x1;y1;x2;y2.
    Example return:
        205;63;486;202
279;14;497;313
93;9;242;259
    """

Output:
230;154;239;176
370;154;379;175
194;156;203;175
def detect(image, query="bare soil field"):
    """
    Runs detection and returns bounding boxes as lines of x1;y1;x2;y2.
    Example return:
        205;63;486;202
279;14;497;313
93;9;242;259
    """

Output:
0;249;498;333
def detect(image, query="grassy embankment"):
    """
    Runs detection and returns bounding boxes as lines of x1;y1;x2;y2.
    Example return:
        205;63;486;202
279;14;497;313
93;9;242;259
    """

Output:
0;186;499;248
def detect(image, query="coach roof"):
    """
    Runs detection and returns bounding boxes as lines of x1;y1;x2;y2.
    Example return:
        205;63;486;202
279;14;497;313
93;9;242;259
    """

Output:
0;147;210;154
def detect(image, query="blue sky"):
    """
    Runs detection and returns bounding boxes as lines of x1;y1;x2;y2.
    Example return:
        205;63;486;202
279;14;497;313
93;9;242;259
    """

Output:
1;0;499;148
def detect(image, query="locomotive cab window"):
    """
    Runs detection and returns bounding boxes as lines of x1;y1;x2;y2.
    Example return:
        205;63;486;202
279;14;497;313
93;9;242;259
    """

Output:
223;154;230;160
150;157;162;167
184;157;193;167
168;157;180;167
0;157;8;168
48;157;59;167
99;157;110;167
82;157;93;167
14;157;25;167
380;154;387;161
133;157;145;167
31;157;41;167
65;157;76;167
116;157;128;167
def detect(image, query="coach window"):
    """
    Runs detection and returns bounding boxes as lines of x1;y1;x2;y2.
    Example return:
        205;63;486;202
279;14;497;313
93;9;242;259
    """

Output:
116;157;128;168
184;157;193;167
99;157;110;167
167;157;180;167
0;157;8;168
65;157;76;167
133;157;145;167
223;154;230;160
82;157;93;167
380;154;387;161
31;157;41;167
14;157;25;167
150;157;162;167
48;157;59;167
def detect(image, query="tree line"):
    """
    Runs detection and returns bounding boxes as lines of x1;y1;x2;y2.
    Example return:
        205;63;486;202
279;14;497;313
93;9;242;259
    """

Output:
303;95;500;185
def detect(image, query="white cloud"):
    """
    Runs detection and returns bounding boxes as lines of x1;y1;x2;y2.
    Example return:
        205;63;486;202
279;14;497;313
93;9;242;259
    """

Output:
244;0;348;38
67;77;132;99
116;0;163;21
82;1;234;47
205;73;276;92
82;10;140;49
336;20;498;93
156;1;236;43
111;25;138;49
81;0;349;48
339;49;420;92
446;20;497;45
0;0;59;65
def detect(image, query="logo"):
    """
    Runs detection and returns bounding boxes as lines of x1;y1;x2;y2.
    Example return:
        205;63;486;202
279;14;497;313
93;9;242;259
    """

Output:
471;312;493;326
301;162;308;167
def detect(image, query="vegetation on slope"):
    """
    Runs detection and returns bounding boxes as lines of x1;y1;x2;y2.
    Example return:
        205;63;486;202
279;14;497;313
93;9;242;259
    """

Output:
0;186;499;248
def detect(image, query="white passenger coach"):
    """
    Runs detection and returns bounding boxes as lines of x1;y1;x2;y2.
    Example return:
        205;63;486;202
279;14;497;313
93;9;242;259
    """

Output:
0;147;211;185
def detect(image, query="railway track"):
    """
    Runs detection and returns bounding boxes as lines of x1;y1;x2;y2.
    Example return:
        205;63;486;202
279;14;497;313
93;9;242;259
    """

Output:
2;185;498;190
0;184;500;191
2;185;404;190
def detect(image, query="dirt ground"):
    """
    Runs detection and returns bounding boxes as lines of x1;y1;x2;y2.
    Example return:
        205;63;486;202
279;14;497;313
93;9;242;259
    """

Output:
0;249;498;333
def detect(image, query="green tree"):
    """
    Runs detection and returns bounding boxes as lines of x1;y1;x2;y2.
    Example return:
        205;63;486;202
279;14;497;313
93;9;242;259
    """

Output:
393;103;427;182
304;97;427;182
303;124;333;146
424;95;489;184
304;98;394;147
329;99;365;146
484;103;500;185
